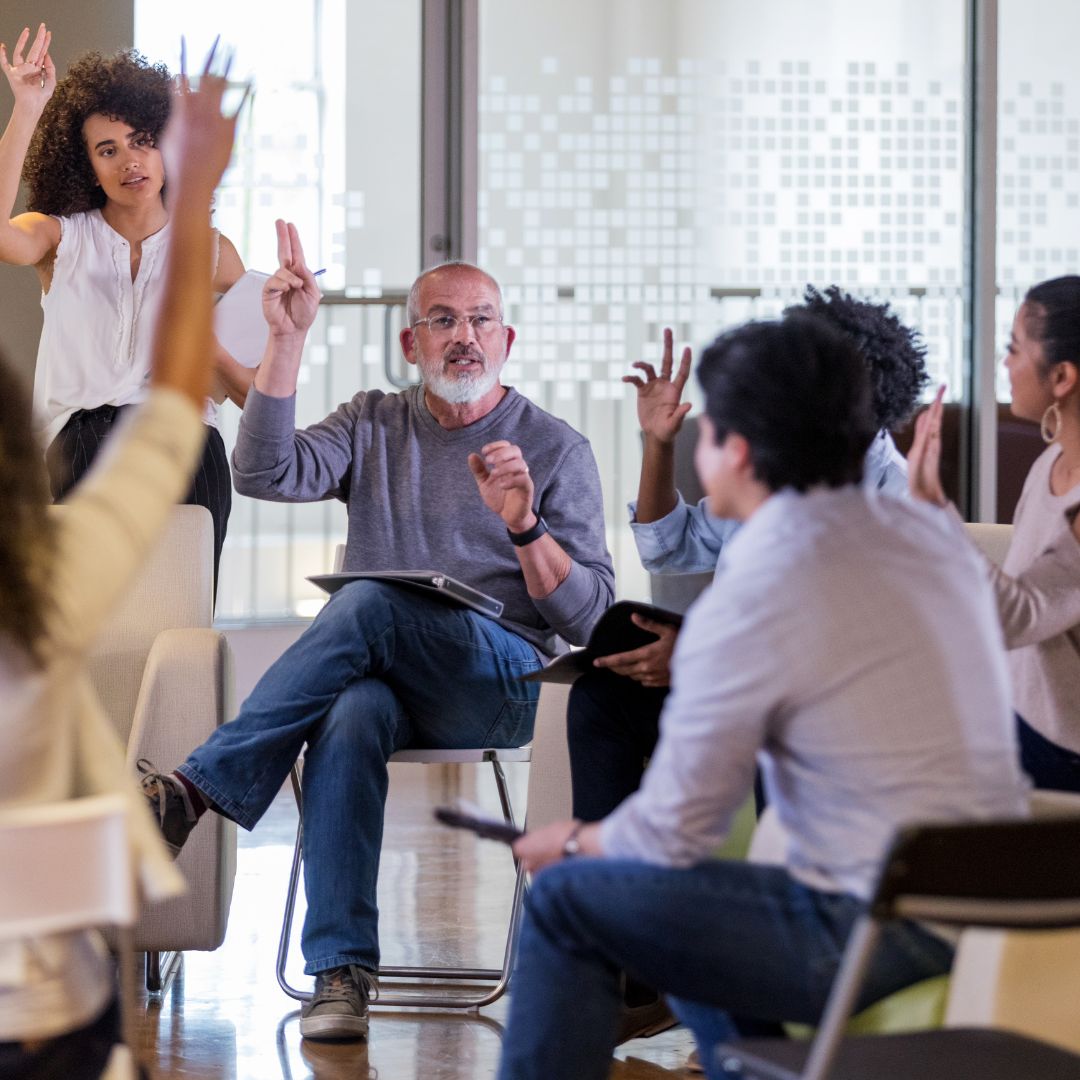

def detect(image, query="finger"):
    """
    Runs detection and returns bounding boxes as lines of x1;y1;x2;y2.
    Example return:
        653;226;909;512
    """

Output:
180;35;187;80
480;441;512;455
287;223;311;274
275;219;293;269
630;614;671;634
231;80;253;120
660;327;674;379
221;47;235;82
11;26;29;67
467;452;489;480
202;34;221;77
264;269;305;296
486;457;527;479
27;23;47;66
672;346;692;394
621;375;645;390
484;445;523;466
630;361;657;381
594;645;651;669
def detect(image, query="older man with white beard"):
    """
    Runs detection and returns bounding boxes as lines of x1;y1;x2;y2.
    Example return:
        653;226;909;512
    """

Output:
138;225;614;1041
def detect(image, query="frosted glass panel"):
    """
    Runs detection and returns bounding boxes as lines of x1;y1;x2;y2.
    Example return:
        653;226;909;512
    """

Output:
480;0;967;599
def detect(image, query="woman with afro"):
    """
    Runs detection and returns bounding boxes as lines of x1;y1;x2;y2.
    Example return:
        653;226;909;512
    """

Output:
0;23;250;586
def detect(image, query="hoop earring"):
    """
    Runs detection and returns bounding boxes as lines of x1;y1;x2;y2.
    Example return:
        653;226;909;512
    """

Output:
1041;402;1063;444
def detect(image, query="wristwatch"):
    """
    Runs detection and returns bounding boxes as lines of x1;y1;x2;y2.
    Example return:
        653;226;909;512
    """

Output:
562;821;584;858
507;515;549;547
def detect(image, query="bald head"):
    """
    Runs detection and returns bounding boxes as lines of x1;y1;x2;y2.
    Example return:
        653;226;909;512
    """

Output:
406;262;504;327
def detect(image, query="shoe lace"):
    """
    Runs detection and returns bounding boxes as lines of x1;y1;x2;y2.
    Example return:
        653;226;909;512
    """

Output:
136;758;196;826
136;759;169;826
316;965;377;1005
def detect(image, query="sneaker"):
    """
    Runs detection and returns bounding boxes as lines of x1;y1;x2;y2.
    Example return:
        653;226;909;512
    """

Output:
300;965;376;1041
137;759;199;858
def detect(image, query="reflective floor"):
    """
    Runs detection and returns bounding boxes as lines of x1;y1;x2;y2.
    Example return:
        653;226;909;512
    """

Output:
135;762;697;1079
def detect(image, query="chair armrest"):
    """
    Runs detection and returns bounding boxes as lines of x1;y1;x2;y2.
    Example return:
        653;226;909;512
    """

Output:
126;628;235;770
125;629;238;952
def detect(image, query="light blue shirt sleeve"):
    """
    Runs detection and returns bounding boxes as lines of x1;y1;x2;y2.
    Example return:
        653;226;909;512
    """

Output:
865;430;909;497
628;491;740;575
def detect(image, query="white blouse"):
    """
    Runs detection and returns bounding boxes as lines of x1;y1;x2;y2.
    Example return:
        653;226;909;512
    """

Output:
33;210;220;447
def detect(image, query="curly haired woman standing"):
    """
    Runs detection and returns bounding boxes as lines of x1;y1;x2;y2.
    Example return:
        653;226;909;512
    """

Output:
0;23;249;586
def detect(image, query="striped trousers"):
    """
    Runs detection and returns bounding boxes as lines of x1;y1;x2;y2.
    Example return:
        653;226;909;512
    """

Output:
46;404;231;598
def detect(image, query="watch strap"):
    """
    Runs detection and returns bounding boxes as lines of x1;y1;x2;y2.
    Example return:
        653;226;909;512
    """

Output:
507;515;549;547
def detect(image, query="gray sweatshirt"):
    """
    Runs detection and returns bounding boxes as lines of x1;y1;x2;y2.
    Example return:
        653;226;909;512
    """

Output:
232;383;614;656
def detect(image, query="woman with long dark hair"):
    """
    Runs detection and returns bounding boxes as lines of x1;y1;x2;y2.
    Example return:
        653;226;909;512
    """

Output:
910;276;1080;792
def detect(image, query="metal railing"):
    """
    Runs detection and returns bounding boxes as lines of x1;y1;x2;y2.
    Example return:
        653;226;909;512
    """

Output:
215;282;978;623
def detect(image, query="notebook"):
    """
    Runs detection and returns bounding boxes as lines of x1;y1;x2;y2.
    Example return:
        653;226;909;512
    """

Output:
213;269;271;368
308;571;504;619
523;600;683;684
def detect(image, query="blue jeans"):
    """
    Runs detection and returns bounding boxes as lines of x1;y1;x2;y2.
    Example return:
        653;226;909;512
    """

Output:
179;581;541;973
497;858;954;1080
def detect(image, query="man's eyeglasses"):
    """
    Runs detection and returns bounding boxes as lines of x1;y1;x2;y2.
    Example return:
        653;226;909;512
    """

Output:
411;313;504;337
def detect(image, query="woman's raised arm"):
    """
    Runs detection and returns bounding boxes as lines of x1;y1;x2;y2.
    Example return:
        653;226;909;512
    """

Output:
0;23;60;267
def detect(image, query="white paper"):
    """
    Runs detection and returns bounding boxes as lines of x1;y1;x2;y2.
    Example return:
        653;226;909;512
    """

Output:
213;270;270;368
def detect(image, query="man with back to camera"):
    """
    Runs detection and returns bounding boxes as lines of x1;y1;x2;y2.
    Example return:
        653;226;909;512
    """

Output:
568;288;930;1040
496;313;1028;1080
138;222;615;1041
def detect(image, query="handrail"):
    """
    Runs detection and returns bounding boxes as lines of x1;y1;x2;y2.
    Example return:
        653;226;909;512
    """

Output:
314;289;417;389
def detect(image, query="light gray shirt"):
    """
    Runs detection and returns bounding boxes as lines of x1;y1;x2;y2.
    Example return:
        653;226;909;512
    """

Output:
994;444;1080;753
630;429;908;577
232;384;615;656
601;486;1029;900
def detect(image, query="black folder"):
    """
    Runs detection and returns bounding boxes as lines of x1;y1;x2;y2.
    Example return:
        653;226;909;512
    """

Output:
523;600;683;684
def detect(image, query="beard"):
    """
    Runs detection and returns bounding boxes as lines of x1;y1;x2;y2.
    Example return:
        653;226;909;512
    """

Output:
419;345;501;404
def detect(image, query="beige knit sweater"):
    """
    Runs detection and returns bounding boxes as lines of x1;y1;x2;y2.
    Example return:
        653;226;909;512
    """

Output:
0;389;199;1041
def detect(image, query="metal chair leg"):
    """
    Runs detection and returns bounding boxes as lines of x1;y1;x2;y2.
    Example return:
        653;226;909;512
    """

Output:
276;758;527;1008
145;948;182;994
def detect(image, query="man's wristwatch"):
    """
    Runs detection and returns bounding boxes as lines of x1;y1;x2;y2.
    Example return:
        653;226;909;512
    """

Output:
507;516;549;547
561;821;584;858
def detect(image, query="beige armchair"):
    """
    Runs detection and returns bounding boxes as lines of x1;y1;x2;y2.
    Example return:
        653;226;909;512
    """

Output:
76;504;237;991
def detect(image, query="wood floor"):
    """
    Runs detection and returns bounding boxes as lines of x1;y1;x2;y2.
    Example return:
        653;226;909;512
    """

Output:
134;761;698;1080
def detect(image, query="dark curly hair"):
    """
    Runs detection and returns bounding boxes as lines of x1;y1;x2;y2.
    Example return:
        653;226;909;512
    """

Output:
23;49;172;217
0;355;56;668
788;285;929;431
698;314;876;493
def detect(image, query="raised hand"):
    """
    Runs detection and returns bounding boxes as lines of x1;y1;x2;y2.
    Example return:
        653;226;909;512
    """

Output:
623;327;693;444
468;440;536;531
907;385;948;507
1;23;56;114
159;40;247;201
262;219;321;338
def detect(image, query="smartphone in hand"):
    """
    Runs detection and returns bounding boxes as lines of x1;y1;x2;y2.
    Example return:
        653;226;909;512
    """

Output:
434;800;523;844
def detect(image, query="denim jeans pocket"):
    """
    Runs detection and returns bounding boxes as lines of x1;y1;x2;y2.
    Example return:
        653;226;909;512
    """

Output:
482;697;538;748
